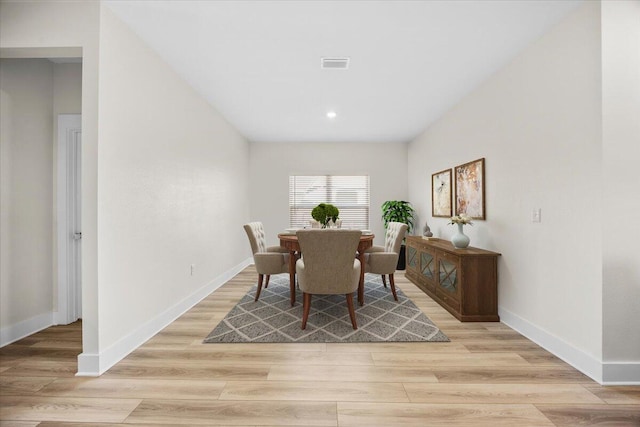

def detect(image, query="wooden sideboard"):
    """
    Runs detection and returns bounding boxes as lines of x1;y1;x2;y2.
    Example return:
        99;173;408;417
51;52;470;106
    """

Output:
405;236;501;322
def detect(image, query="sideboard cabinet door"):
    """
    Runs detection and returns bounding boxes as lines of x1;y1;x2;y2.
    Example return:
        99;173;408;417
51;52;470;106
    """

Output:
420;246;437;292
436;250;461;312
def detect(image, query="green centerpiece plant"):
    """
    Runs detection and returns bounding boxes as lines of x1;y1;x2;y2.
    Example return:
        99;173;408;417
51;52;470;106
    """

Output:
311;203;340;228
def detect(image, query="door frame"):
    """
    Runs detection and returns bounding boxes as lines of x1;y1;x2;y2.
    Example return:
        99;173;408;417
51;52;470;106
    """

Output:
56;114;82;325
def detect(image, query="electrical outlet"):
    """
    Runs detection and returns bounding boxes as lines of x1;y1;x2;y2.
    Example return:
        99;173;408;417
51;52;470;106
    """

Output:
532;208;542;223
190;264;195;276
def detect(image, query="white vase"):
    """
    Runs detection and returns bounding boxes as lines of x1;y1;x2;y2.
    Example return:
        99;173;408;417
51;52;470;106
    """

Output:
451;223;470;249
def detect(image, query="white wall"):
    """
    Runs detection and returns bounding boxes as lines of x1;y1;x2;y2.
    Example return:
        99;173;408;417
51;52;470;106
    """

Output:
94;7;250;368
1;0;102;361
0;68;10;333
52;62;83;312
0;59;55;338
601;0;640;383
408;2;604;380
53;63;82;114
1;2;251;374
249;142;408;246
1;59;83;343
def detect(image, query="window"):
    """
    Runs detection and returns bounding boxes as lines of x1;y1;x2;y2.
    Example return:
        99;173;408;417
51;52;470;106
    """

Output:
289;175;370;229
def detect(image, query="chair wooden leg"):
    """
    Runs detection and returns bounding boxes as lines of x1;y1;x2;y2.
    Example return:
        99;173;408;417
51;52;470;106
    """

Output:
346;293;358;330
382;274;387;288
265;274;270;288
255;274;264;301
301;293;312;330
389;273;398;301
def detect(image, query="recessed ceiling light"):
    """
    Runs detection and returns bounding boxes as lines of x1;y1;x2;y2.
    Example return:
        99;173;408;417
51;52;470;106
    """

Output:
326;111;337;119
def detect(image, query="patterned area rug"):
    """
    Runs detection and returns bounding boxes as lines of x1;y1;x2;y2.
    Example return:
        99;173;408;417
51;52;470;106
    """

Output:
204;273;449;343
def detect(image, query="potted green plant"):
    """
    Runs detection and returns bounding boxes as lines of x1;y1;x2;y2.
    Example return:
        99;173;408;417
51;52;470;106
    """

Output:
381;200;415;270
311;203;340;228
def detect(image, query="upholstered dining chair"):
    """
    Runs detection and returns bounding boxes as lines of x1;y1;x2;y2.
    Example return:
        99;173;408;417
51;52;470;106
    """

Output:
243;222;289;301
295;229;362;330
364;222;408;301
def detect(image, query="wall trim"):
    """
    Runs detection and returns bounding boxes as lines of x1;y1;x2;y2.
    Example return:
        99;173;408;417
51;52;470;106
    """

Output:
0;312;54;347
76;352;100;376
499;306;604;384
75;258;253;376
602;362;640;385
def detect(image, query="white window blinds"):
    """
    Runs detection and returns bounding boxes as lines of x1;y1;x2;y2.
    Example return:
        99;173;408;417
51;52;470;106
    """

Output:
289;175;370;229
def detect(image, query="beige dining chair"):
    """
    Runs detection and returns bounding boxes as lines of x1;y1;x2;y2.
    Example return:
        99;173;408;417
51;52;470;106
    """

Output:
243;222;289;301
364;222;408;301
295;229;362;330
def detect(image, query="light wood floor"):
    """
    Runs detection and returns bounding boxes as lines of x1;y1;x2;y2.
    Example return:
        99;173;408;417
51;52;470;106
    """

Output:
1;266;639;426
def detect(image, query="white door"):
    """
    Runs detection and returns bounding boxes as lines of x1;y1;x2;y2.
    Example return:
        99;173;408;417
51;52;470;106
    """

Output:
56;114;82;325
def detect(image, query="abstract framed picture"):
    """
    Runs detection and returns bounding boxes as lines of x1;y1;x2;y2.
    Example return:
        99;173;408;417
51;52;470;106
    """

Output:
455;158;485;220
432;169;452;217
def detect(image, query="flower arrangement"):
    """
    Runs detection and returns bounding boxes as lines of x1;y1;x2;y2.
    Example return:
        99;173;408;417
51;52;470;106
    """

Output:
311;203;340;228
449;214;473;226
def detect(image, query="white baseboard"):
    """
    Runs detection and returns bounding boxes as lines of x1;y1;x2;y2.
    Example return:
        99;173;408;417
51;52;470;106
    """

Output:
52;311;65;325
602;362;640;385
501;309;640;385
76;258;253;377
498;306;604;384
76;352;100;376
0;312;54;347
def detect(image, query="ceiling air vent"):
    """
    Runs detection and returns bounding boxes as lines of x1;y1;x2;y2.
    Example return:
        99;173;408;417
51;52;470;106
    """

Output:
321;57;350;70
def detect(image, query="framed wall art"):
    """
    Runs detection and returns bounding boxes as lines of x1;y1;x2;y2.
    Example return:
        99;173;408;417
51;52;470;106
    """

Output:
431;169;452;217
455;157;485;220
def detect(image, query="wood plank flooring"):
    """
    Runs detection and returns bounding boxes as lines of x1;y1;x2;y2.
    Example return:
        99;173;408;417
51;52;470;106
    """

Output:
1;266;639;426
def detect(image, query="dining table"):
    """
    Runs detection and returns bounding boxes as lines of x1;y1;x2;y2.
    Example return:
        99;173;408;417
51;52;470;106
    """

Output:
278;231;375;307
